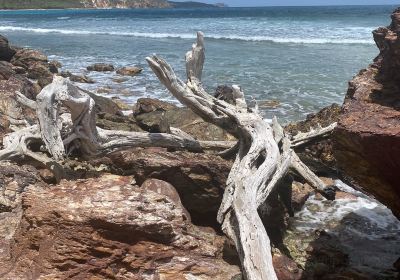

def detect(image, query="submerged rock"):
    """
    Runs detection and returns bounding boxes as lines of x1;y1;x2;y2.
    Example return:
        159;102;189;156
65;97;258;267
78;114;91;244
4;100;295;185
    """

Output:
69;74;95;84
334;8;400;218
116;66;143;76
87;63;115;72
1;174;240;279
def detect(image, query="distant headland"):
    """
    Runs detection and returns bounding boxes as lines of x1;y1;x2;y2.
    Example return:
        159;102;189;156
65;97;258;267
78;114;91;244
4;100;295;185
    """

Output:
0;0;227;9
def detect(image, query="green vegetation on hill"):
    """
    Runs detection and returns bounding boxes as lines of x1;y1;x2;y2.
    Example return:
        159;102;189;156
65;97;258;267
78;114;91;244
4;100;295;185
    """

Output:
0;0;83;9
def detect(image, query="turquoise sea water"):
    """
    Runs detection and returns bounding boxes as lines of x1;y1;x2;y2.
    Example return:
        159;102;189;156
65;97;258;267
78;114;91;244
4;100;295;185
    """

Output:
0;5;395;121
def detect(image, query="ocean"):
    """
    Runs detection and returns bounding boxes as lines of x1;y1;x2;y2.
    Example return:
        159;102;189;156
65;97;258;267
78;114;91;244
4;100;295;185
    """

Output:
0;5;395;121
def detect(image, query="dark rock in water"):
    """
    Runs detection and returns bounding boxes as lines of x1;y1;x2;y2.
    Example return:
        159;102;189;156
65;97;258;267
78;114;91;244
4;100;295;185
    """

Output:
59;70;72;78
99;147;231;227
69;74;95;84
285;103;341;175
87;63;115;72
0;35;16;62
0;174;240;279
133;97;177;115
334;8;400;218
0;61;15;80
116;66;142;76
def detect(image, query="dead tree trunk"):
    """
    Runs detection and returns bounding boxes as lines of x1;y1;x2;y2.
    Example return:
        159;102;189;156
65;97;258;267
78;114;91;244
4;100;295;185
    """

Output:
147;32;334;280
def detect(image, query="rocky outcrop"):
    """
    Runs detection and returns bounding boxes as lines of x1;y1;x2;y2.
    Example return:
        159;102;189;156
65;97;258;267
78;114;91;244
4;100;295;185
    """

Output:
0;174;240;279
334;8;400;218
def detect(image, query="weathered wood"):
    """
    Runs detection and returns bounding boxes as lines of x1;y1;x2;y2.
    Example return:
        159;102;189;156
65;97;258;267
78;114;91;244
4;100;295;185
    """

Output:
147;31;333;280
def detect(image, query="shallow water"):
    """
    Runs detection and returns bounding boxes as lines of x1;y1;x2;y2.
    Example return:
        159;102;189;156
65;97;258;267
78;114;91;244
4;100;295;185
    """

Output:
292;180;400;278
0;6;395;121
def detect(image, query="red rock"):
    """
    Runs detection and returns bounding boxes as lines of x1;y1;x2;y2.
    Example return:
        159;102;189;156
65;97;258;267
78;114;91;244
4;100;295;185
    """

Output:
334;8;400;218
0;174;240;279
98;147;231;227
273;252;303;280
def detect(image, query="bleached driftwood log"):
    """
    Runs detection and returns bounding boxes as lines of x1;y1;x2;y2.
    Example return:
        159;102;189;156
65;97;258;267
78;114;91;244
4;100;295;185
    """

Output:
147;32;334;280
0;76;236;180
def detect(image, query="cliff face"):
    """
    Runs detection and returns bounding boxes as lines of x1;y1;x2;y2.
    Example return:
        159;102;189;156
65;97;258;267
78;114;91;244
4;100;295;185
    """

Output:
334;8;400;218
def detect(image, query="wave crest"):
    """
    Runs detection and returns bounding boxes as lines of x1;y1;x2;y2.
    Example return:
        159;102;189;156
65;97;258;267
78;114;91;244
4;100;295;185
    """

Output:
0;26;374;45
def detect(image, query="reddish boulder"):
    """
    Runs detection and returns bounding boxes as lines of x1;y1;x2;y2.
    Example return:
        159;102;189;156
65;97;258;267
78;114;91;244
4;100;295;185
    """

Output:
1;174;240;279
334;8;400;218
97;147;231;226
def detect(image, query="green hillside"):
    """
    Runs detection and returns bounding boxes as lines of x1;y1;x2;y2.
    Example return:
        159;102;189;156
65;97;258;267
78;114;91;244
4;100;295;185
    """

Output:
0;0;83;9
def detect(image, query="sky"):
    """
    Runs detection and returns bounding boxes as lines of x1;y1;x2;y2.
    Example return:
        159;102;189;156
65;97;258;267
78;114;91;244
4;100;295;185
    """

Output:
174;0;399;7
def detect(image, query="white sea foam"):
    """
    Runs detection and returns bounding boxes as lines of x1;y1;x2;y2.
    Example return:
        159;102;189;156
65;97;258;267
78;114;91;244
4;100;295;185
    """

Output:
0;25;374;44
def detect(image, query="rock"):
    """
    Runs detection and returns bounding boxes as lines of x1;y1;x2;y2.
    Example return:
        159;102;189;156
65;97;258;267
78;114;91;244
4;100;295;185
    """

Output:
87;63;114;72
334;8;400;218
0;161;44;211
141;178;191;221
0;76;38;124
135;106;236;141
97;148;231;226
111;97;130;110
59;70;72;78
214;85;235;104
37;74;54;88
0;35;16;62
0;113;11;147
69;74;95;84
10;48;48;69
27;62;52;80
291;181;314;211
80;88;122;115
112;76;129;83
116;66;143;76
1;174;240;279
0;61;15;80
132;97;177;116
96;112;143;132
273;252;303;280
286;103;341;175
48;60;62;72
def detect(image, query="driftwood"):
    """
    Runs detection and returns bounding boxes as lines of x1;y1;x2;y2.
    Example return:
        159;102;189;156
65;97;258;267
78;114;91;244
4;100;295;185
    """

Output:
147;32;334;280
0;76;238;180
0;32;336;280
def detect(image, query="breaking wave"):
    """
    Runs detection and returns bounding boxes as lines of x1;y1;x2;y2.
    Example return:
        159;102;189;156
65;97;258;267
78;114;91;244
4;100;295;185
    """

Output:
0;25;374;44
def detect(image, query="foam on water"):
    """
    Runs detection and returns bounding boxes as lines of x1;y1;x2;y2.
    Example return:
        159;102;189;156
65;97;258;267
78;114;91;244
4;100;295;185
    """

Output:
294;180;400;240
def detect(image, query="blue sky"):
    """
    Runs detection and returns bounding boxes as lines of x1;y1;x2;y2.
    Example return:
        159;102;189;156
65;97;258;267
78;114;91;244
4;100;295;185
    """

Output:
174;0;399;7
